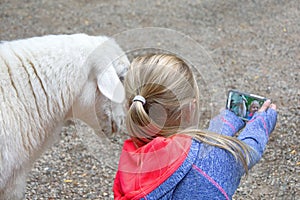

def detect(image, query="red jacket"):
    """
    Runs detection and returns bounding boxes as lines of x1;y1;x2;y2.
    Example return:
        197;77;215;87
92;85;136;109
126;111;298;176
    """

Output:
113;134;192;200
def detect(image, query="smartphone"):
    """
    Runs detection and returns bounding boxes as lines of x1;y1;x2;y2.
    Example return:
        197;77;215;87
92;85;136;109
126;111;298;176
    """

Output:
226;90;267;121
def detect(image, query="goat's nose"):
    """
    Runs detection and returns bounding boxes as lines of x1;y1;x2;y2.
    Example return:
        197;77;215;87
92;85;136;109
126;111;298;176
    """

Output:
112;120;117;133
119;76;125;82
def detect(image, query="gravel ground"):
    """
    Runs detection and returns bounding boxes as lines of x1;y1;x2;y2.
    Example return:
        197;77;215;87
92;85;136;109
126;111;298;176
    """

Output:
0;0;299;199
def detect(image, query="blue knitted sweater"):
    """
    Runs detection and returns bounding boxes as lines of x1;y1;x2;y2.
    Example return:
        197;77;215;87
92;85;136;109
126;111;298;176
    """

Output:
114;109;277;200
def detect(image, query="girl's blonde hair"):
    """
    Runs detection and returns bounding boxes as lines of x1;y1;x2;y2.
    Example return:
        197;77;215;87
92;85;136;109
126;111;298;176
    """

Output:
124;54;253;173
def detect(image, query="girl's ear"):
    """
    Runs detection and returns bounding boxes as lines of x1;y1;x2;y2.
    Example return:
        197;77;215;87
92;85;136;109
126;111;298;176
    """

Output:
183;98;197;125
97;66;125;103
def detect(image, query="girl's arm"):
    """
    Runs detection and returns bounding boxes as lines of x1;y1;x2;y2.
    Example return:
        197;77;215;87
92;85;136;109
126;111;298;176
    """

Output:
238;100;277;167
208;109;245;136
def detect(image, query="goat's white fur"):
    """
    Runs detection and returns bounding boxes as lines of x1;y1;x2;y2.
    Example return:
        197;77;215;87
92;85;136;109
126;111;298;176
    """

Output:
0;34;129;199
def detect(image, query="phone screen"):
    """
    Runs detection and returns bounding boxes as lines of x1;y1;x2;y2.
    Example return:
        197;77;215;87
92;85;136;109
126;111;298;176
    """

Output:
226;90;267;121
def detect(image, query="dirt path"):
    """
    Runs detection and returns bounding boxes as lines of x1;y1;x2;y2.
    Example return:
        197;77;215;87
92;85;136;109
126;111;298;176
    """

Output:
0;0;299;199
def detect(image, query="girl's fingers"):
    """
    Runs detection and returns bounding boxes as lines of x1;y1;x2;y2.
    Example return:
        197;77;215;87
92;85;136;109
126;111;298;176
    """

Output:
270;103;277;111
258;99;272;112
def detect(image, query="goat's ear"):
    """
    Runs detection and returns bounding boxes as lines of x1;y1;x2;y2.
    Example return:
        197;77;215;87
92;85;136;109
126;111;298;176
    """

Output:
97;66;125;103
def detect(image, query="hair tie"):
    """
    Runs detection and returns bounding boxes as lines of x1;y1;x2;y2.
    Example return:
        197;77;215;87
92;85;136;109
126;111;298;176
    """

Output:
133;95;146;105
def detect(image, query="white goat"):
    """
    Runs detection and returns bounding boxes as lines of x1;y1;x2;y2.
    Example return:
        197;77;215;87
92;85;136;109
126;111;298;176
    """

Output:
0;34;129;199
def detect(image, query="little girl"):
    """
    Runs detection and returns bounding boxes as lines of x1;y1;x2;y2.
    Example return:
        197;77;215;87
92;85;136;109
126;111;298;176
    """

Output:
247;100;261;120
113;54;277;200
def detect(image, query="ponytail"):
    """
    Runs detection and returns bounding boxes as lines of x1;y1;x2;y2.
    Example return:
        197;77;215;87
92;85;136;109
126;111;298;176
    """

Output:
126;99;163;146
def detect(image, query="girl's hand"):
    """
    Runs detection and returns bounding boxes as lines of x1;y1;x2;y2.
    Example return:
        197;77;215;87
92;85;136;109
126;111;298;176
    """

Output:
258;99;277;112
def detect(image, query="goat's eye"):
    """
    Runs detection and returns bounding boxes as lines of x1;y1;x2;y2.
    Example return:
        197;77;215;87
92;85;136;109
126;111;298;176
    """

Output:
119;76;124;82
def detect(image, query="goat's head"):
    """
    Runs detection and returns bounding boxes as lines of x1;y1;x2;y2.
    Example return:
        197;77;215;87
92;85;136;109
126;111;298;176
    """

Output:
70;38;129;137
